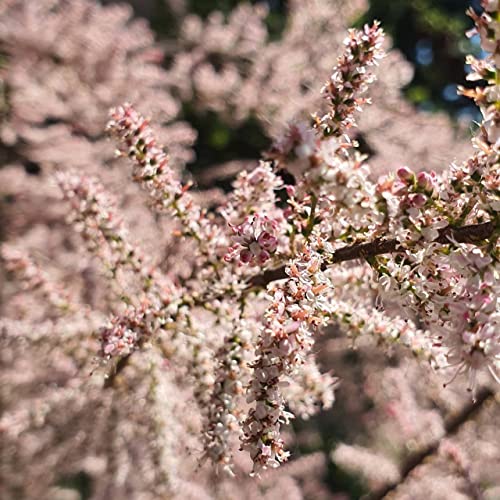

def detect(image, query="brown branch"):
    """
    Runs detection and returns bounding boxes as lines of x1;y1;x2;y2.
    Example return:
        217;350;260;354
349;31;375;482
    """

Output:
104;221;495;388
365;388;496;500
248;221;495;288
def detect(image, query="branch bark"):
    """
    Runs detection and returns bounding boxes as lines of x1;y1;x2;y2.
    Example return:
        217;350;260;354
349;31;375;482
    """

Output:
248;221;495;288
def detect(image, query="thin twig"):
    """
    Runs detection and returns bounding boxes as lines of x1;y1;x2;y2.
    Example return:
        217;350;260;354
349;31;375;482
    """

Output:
249;221;495;288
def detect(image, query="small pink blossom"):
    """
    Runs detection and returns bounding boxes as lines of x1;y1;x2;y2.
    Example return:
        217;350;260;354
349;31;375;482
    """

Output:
225;214;280;265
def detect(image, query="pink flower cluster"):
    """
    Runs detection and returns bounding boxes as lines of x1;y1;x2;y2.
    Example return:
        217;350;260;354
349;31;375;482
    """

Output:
242;246;334;472
107;103;227;280
100;303;158;358
106;104;183;213
55;172;135;272
373;151;499;396
226;215;279;265
202;320;255;475
1;245;72;312
313;22;385;137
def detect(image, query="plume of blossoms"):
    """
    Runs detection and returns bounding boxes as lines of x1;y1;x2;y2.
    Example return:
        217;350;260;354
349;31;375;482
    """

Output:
106;103;230;285
242;245;335;472
222;162;284;225
202;319;256;475
55;171;143;281
221;161;289;277
99;301;163;359
373;194;498;396
283;356;337;420
324;264;434;356
201;302;337;474
106;104;292;308
313;22;384;138
462;1;500;151
106;103;194;217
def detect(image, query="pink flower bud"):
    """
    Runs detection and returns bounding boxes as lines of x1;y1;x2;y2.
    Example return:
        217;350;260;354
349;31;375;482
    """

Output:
258;250;271;264
410;193;427;208
258;232;278;252
240;249;253;264
397;166;414;182
416;171;434;191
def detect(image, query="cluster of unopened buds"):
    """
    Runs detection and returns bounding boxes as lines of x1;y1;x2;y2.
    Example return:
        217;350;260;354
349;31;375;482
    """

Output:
225;214;280;265
393;167;440;220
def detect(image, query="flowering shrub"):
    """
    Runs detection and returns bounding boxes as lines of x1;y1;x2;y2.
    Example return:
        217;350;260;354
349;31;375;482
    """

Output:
0;1;499;498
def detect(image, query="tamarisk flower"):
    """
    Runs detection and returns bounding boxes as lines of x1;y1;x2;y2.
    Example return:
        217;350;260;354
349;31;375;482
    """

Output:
107;104;204;232
242;245;334;472
461;1;500;150
57;172;179;367
56;172;139;275
222;162;289;273
283;356;337;420
374;238;499;395
434;255;500;396
369;10;500;393
225;214;280;265
107;104;185;211
374;157;499;390
222;161;284;224
107;103;227;274
313;22;385;138
332;295;433;357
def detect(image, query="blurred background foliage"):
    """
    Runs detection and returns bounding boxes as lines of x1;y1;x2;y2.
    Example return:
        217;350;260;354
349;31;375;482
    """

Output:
359;0;483;119
112;0;483;177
